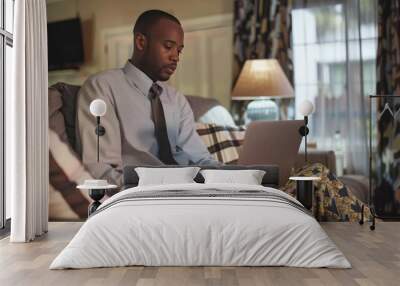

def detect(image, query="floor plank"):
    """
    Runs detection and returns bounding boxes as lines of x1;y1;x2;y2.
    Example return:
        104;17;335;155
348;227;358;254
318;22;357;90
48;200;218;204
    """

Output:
0;222;399;286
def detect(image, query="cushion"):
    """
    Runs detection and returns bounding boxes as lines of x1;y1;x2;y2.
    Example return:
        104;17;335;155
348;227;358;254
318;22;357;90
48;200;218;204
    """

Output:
200;169;266;185
185;95;221;121
135;167;201;186
198;105;236;127
196;123;246;164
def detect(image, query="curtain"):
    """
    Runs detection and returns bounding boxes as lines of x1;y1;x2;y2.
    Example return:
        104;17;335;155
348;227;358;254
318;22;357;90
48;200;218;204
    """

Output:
374;0;400;216
234;0;293;83
292;0;376;176
376;0;400;95
7;0;49;242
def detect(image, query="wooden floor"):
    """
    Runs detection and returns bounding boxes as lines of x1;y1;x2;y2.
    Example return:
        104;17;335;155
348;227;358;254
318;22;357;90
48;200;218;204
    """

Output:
0;222;399;286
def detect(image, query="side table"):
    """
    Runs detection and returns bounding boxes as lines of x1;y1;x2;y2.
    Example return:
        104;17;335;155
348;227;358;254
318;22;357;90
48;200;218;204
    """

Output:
289;176;321;211
77;180;118;216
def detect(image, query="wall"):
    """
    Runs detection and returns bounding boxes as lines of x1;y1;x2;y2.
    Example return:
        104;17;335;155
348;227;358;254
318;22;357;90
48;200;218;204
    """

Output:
46;0;234;89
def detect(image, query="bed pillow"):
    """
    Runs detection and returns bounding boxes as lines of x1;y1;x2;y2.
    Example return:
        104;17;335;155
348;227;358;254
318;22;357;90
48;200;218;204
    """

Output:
135;167;201;186
200;169;266;185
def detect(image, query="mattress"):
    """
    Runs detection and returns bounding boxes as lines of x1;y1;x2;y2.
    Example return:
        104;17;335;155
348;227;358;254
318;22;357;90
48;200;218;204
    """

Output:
50;183;351;269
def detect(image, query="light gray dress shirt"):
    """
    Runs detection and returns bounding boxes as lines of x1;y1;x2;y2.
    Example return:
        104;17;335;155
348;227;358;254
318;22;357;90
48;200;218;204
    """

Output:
76;61;218;185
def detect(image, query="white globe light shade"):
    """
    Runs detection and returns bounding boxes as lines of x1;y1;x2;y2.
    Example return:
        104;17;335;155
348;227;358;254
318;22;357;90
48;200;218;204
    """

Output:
90;99;107;117
299;99;314;116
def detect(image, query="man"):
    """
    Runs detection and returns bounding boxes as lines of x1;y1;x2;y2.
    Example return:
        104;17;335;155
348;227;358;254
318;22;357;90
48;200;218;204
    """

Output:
76;10;218;186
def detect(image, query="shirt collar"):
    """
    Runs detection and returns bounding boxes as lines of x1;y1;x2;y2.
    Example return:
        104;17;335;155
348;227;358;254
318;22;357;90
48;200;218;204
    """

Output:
123;60;160;96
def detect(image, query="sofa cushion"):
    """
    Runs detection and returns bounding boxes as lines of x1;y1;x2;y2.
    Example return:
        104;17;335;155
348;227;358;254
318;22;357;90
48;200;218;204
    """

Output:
186;95;236;127
185;95;220;121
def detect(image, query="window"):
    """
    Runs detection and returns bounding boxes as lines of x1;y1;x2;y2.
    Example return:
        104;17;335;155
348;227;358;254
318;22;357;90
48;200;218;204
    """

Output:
1;0;14;230
292;0;377;175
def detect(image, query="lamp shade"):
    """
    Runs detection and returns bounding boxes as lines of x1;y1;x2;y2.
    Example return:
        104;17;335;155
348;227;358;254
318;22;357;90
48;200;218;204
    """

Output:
299;99;314;116
232;59;294;100
90;99;107;117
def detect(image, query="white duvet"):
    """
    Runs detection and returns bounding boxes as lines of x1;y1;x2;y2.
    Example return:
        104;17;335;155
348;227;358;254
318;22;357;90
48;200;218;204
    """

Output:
50;183;351;269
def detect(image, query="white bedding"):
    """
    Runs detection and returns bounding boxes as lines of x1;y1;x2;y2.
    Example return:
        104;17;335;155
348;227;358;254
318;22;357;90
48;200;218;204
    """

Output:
50;183;351;269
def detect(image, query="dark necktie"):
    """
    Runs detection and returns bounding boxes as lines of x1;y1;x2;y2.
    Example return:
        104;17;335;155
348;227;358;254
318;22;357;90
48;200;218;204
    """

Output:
149;83;178;165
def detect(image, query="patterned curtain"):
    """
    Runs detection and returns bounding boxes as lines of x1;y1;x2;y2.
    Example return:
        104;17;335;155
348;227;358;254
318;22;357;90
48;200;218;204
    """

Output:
377;0;400;96
233;0;293;83
375;0;400;217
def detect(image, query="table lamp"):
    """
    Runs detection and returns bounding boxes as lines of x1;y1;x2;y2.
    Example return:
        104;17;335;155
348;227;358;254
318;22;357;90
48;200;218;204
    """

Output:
298;99;315;163
231;59;294;122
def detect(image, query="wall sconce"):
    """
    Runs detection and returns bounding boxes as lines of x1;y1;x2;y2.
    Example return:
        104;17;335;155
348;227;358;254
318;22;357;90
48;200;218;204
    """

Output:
298;99;315;163
89;99;107;162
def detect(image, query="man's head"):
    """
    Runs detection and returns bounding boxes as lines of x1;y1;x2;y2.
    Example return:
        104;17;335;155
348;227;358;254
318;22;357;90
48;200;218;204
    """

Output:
132;10;184;82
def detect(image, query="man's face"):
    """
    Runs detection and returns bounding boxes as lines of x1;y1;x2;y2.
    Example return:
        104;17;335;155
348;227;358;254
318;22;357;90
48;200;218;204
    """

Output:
141;18;184;81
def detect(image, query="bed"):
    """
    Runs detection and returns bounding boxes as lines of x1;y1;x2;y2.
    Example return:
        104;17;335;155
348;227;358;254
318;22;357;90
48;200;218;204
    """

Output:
50;166;350;269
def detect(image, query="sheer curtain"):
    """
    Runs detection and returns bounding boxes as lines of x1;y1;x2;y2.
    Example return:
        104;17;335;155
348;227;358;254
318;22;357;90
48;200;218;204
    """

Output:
7;0;48;242
292;0;377;175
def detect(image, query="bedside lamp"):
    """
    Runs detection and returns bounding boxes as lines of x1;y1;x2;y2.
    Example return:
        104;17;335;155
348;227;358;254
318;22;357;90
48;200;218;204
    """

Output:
298;99;315;163
89;99;107;162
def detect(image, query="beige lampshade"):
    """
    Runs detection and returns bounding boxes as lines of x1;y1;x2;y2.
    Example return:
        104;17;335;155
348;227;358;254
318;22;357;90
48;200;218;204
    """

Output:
232;59;294;100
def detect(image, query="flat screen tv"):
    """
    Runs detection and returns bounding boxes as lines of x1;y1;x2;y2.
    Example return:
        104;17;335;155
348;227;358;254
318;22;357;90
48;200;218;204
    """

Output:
48;17;84;71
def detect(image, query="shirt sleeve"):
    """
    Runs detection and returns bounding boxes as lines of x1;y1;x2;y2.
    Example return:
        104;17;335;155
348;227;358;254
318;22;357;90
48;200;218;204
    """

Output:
75;75;124;186
176;94;221;166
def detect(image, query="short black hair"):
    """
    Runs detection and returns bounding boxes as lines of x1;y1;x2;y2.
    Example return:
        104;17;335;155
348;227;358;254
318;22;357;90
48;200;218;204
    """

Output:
133;10;181;35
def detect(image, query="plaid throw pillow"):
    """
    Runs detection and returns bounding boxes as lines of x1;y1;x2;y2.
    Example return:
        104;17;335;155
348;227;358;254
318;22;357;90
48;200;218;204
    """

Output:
196;123;246;164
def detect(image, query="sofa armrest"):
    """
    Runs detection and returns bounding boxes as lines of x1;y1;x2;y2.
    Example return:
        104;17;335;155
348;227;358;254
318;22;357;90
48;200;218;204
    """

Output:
295;150;337;175
338;175;369;204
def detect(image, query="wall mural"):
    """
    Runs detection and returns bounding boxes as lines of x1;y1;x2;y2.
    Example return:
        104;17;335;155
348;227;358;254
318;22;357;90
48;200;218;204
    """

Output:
375;0;400;217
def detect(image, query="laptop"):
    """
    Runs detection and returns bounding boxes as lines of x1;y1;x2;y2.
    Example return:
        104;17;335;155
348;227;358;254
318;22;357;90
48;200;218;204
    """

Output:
238;120;304;187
